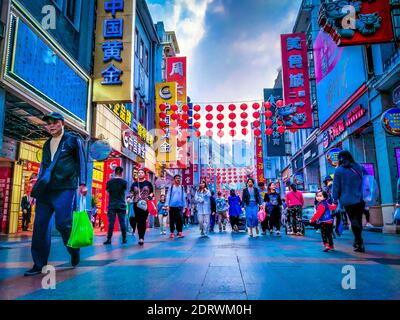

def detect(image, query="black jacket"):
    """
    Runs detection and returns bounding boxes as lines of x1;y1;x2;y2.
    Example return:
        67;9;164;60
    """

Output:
21;195;33;214
39;131;87;191
210;196;217;213
242;187;262;206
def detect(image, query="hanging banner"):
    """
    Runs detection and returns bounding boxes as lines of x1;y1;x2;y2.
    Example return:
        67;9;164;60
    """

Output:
166;57;187;108
264;88;286;156
93;0;136;102
319;0;394;47
280;33;313;129
255;137;265;184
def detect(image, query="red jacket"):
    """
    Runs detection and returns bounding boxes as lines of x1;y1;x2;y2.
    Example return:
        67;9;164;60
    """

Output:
310;202;337;224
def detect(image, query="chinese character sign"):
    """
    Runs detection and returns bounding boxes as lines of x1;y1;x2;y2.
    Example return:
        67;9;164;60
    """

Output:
255;137;265;184
281;33;313;129
93;0;136;102
166;57;187;108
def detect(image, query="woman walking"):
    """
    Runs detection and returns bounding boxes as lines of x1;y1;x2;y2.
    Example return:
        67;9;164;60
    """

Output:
157;194;168;235
265;182;283;236
228;189;242;232
286;184;304;236
130;168;154;246
127;191;136;237
332;150;368;253
195;180;212;237
242;179;262;237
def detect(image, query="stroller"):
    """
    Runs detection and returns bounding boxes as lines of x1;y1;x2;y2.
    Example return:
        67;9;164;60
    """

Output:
237;210;247;232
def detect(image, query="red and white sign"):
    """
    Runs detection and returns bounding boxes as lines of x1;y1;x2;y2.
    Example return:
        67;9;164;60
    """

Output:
281;33;313;129
166;57;187;107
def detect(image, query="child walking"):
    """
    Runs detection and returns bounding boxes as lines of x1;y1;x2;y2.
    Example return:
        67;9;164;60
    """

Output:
216;192;228;232
157;195;168;235
310;191;338;252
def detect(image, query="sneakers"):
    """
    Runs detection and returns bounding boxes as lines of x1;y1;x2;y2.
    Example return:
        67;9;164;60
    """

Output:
169;233;175;239
177;232;185;238
138;239;144;246
296;232;303;236
276;231;281;236
122;238;127;244
354;244;365;253
261;232;267;236
323;245;330;252
103;239;112;245
329;245;335;251
71;252;80;267
24;267;42;277
365;223;374;228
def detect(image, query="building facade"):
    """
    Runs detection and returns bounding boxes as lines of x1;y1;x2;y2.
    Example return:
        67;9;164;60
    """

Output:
0;0;95;234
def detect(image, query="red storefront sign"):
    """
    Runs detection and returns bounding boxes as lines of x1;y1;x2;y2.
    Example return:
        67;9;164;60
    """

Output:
255;137;265;183
281;33;313;129
166;57;187;107
319;0;394;47
0;167;12;233
23;161;40;173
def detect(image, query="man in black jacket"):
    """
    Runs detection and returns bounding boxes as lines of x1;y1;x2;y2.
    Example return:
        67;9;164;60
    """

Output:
209;191;217;233
21;193;33;231
25;112;87;277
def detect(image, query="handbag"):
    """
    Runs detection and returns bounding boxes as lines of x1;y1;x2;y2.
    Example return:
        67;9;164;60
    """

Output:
31;141;64;199
350;167;379;206
136;182;148;211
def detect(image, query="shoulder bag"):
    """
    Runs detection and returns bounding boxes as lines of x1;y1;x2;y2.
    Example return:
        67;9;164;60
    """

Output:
136;181;148;211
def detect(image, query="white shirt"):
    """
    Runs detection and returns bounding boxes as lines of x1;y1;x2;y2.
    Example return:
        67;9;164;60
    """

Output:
50;129;64;161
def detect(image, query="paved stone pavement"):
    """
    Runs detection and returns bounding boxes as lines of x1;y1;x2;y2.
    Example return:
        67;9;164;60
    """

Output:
0;226;399;300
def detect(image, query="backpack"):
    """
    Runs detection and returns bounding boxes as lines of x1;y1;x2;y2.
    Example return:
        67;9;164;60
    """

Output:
350;167;379;206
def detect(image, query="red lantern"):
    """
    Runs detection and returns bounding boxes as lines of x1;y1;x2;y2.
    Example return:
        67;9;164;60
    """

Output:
265;119;273;127
193;114;201;120
240;112;248;119
253;112;260;119
159;104;167;111
264;102;271;109
228;104;236;111
229;129;236;137
182;105;190;112
159;112;167;119
241;128;248;135
194;131;201;138
206;114;213;121
217;123;225;129
266;128;273;136
181;122;190;129
159;121;167;128
194;105;201;112
254;129;261;136
205;105;213;112
265;110;273;118
277;126;285;134
276;100;284;107
171;113;180;121
171;104;179;112
253;120;261;128
217;130;224;138
241;120;248;127
252;103;260;110
229;121;236;128
277;120;283;126
206;130;213;137
217;114;224;121
240;103;248;111
229;113;237;120
194;122;201;129
206;122;213;129
217;104;224;112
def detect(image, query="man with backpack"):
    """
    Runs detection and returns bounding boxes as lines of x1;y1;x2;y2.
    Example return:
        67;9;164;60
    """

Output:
165;175;187;239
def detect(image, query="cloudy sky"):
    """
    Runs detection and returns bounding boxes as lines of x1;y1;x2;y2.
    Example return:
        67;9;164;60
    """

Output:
148;0;302;104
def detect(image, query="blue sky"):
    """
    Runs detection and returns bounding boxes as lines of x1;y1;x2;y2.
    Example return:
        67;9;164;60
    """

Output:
148;0;302;104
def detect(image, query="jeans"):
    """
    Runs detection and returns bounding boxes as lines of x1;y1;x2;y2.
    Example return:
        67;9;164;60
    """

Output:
22;211;31;231
148;215;155;228
158;214;168;233
169;207;183;234
107;209;127;240
210;213;216;231
31;190;78;269
269;207;281;231
198;214;210;234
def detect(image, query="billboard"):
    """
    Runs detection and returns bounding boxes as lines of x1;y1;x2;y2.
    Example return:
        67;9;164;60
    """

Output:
280;33;313;129
314;30;366;125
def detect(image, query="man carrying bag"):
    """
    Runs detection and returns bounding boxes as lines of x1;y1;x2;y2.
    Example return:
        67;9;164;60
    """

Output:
25;112;87;277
